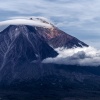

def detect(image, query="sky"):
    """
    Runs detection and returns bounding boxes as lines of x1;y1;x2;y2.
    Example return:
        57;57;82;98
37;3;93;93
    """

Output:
0;0;100;48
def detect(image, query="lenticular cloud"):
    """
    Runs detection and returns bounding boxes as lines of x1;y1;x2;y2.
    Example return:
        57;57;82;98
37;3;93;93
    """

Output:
0;19;52;28
43;46;100;66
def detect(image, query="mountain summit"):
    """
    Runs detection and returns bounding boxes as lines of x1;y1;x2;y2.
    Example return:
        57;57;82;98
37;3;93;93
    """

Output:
0;17;88;49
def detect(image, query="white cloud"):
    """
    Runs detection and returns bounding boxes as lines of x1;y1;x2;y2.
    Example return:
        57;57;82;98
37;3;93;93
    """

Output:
43;46;100;66
0;18;53;29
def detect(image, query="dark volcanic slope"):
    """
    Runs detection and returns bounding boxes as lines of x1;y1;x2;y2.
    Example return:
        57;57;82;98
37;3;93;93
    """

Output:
0;25;58;71
36;26;88;48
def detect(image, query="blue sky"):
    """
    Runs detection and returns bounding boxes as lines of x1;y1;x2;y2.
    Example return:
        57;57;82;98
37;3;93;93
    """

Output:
0;0;100;48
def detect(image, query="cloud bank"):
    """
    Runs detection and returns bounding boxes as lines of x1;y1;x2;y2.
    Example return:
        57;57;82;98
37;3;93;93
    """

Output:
43;47;100;66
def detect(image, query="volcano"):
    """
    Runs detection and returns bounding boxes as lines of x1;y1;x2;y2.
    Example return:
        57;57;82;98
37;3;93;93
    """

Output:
0;18;100;100
0;18;89;84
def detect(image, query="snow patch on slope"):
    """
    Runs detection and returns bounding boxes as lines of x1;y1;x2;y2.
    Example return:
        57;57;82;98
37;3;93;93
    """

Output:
43;46;100;66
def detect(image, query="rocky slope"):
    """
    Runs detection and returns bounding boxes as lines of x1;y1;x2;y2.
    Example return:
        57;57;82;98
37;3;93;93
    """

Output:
0;24;58;82
31;18;88;48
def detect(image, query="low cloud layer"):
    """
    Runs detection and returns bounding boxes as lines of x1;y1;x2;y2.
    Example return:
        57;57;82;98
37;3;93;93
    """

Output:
43;47;100;66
